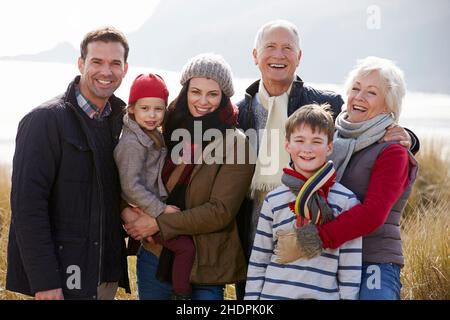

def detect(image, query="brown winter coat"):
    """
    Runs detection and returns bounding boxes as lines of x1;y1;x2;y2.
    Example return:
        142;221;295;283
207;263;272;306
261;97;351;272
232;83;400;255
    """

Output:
145;129;255;284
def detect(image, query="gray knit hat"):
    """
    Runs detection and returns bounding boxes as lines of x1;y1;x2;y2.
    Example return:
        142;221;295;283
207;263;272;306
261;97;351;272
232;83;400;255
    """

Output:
180;53;235;97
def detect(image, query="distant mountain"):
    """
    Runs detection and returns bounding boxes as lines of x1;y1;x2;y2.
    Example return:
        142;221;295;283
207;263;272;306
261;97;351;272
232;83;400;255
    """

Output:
2;0;449;94
0;42;78;64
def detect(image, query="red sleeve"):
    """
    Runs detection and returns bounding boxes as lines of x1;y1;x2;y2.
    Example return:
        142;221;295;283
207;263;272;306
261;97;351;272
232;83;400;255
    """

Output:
318;144;411;249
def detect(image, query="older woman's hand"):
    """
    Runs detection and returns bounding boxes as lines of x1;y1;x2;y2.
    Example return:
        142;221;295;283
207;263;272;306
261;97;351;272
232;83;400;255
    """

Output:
381;124;412;149
124;212;160;241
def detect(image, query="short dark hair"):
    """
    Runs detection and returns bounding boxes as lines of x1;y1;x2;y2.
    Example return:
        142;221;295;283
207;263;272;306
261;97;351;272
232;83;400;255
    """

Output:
80;26;129;62
285;104;335;142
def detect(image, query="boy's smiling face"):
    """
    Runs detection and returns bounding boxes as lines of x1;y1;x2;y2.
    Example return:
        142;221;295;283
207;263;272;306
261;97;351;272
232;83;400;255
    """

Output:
285;123;333;178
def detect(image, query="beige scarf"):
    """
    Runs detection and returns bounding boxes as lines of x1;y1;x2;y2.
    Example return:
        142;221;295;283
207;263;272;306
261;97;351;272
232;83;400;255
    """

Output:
250;81;292;196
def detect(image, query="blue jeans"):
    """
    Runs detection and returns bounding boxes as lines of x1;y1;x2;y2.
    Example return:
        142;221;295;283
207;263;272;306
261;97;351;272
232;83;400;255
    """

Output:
359;263;402;300
136;246;224;300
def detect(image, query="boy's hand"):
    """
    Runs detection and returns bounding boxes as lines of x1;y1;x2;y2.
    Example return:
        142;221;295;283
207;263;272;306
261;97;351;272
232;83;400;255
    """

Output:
274;229;302;263
163;205;181;214
274;224;323;263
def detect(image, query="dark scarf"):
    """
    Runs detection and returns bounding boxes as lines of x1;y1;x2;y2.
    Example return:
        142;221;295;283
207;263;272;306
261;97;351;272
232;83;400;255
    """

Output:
281;161;336;228
156;98;238;283
161;99;238;210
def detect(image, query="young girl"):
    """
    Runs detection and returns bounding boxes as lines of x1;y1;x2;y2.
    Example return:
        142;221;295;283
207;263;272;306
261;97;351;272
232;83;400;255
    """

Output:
114;73;195;300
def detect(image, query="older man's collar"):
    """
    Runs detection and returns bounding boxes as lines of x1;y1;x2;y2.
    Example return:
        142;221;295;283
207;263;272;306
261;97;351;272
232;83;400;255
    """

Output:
245;75;304;98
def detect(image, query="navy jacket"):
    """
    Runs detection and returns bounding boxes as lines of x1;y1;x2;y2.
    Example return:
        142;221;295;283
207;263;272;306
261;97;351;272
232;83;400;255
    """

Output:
237;76;343;131
6;76;130;299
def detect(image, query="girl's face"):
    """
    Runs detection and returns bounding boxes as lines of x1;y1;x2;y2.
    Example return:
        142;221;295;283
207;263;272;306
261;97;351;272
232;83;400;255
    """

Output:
187;77;222;117
128;97;166;131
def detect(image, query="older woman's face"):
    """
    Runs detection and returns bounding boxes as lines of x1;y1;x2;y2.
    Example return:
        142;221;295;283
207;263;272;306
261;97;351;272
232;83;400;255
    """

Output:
346;70;389;123
187;77;222;117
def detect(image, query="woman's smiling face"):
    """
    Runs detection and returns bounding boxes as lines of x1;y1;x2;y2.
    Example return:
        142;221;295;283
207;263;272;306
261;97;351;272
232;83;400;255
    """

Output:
346;70;389;123
187;77;222;117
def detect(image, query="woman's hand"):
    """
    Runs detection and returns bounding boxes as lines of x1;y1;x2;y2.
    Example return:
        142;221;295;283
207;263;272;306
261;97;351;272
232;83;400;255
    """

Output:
124;213;160;241
163;205;180;214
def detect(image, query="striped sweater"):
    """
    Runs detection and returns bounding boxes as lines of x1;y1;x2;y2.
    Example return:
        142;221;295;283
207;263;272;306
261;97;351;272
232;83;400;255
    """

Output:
244;183;362;300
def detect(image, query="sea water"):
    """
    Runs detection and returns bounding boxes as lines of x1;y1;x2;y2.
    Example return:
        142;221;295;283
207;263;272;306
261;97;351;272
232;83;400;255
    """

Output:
1;60;449;166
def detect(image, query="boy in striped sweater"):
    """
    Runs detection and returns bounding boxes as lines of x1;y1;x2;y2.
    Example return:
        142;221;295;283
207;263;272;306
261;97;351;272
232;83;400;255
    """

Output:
244;104;362;300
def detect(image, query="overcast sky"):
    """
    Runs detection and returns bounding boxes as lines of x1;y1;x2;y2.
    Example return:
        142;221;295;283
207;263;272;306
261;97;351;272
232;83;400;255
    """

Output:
0;0;160;56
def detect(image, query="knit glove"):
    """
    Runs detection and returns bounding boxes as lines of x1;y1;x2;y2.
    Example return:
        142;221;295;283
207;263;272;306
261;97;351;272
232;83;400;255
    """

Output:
295;224;323;259
274;224;323;263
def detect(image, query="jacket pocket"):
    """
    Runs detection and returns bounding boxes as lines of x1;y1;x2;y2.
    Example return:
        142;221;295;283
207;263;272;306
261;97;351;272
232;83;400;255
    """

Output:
60;137;93;182
55;236;90;297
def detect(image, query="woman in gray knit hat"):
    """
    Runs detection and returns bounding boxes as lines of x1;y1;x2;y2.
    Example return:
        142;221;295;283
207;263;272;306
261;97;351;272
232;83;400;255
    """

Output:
123;53;256;300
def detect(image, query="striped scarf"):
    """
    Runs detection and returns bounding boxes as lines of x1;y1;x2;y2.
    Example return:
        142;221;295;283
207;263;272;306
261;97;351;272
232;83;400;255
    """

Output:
281;161;336;228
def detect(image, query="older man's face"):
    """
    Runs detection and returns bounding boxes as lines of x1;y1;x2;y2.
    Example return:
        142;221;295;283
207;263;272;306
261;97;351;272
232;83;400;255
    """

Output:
253;26;301;88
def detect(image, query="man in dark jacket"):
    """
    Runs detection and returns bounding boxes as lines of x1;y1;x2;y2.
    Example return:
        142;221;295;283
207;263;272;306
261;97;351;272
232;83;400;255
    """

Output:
235;20;419;299
6;26;130;300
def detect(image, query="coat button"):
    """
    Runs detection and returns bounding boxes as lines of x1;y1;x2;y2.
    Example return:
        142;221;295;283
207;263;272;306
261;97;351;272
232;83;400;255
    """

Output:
59;245;63;250
94;241;99;246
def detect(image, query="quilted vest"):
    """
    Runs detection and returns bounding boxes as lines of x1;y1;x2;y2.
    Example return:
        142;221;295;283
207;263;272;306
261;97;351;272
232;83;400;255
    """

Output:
340;142;418;266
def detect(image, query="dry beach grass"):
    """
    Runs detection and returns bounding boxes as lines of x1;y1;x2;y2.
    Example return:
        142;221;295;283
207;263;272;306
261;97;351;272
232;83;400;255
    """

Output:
0;140;448;300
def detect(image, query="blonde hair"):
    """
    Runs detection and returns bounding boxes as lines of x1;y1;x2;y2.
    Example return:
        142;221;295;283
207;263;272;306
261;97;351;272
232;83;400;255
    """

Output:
285;104;335;142
344;56;406;122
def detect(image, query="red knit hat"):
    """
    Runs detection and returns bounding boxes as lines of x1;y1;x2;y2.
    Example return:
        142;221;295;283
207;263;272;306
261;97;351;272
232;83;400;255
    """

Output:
128;73;169;105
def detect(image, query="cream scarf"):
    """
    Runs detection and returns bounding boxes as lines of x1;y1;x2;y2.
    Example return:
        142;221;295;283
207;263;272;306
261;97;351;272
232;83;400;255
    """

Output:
250;81;292;195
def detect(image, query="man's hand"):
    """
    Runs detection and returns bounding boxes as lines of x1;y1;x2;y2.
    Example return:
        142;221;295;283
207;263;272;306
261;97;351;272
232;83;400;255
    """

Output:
35;288;64;300
124;213;159;241
381;124;411;149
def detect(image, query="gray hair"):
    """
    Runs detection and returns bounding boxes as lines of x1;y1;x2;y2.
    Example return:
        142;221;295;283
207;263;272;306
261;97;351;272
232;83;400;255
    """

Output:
344;56;406;122
254;20;301;51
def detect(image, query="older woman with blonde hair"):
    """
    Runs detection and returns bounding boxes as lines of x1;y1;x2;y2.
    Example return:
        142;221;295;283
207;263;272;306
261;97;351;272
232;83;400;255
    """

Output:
275;56;418;300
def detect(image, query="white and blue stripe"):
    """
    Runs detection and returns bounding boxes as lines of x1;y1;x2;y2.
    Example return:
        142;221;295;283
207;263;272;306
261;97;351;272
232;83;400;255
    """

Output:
245;182;362;300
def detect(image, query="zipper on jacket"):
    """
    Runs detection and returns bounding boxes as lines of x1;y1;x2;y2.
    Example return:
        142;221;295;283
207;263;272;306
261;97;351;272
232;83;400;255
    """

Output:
67;101;105;292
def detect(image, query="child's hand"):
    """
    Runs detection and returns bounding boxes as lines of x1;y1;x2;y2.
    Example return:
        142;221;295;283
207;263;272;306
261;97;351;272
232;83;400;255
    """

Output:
121;207;142;224
163;205;181;214
274;229;302;264
120;207;139;224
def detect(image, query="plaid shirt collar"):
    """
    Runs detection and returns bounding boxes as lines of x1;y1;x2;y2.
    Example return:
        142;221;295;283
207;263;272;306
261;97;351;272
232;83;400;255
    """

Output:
75;84;112;120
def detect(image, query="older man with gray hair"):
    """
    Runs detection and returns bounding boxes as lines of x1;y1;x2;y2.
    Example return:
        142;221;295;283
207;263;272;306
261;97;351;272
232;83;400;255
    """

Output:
234;19;419;299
